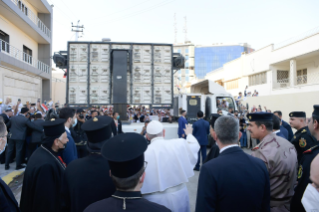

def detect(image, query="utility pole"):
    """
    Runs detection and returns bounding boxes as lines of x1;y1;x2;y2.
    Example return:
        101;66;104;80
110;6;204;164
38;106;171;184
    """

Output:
71;20;84;41
174;13;177;44
183;16;187;43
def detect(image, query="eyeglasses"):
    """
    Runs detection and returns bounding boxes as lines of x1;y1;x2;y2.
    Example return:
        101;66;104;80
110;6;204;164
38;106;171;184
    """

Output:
144;161;148;169
0;134;8;139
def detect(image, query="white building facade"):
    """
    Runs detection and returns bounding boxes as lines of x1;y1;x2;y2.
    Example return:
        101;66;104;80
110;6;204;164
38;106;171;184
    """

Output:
0;0;52;103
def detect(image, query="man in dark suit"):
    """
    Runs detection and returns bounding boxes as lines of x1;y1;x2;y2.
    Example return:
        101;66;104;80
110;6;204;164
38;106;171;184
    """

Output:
113;112;123;134
5;107;42;170
280;125;288;140
178;110;188;138
274;110;293;141
0;120;20;212
28;113;44;157
192;111;209;171
0;107;12;164
196;115;270;212
272;115;286;139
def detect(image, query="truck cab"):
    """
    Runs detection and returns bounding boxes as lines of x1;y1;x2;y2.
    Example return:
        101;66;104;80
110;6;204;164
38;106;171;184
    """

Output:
173;80;237;123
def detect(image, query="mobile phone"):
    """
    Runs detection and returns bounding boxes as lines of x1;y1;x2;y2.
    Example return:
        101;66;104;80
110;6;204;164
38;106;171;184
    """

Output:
37;98;40;102
18;98;21;102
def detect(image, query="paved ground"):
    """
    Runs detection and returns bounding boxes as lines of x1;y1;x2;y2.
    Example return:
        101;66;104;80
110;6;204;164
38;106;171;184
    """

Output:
0;147;252;210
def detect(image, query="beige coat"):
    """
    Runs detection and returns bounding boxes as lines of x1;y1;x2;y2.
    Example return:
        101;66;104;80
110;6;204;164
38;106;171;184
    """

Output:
251;133;298;212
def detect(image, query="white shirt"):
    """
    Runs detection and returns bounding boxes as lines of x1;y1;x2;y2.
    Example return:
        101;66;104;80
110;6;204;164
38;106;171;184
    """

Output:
65;126;70;134
219;144;238;153
273;130;280;134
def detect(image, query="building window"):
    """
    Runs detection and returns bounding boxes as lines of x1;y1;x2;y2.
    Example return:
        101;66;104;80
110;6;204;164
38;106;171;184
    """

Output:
186;76;189;81
185;49;189;54
297;69;307;84
185;56;189;60
177;49;181;53
226;79;238;90
23;45;32;64
277;70;289;84
185;62;189;68
249;72;267;86
185;69;189;74
0;30;10;53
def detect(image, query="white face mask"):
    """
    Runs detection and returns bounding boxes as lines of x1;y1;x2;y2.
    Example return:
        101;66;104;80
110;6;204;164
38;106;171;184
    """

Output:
302;183;319;211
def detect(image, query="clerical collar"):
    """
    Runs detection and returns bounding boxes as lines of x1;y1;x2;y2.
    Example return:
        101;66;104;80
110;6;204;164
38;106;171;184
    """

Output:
112;190;142;210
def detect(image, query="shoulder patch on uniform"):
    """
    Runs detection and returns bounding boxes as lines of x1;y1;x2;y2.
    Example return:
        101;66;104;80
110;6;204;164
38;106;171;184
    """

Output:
303;145;319;154
299;138;307;148
298;165;303;179
302;129;307;133
294;135;296;139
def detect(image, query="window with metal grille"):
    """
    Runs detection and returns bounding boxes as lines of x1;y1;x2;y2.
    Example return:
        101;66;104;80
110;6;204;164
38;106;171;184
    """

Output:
297;69;307;84
277;70;289;84
249;72;267;86
0;30;9;53
226;79;239;90
23;45;32;64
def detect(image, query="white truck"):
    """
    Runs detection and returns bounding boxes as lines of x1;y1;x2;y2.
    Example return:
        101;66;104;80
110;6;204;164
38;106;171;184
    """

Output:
123;79;237;139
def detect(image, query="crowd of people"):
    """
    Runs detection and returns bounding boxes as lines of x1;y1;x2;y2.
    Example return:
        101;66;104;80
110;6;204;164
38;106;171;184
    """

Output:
0;96;319;211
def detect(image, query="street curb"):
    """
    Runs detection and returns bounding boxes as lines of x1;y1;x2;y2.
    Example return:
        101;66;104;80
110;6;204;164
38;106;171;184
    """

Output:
2;170;24;185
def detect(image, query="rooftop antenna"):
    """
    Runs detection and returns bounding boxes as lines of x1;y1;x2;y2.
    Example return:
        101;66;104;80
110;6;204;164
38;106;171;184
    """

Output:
71;20;84;41
174;13;178;44
183;16;187;43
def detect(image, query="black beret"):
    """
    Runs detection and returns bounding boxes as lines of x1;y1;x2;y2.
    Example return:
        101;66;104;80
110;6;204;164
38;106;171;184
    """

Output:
81;116;113;143
21;107;29;114
289;111;306;118
102;133;147;178
313;105;319;117
43;118;66;137
247;113;273;122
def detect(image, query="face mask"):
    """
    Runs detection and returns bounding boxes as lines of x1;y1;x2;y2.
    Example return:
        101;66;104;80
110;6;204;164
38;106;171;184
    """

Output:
302;184;319;210
117;115;120;120
72;118;77;127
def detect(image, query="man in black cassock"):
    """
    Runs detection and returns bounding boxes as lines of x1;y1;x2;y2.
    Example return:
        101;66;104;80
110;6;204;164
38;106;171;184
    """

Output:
84;133;171;212
20;118;69;212
60;116;116;212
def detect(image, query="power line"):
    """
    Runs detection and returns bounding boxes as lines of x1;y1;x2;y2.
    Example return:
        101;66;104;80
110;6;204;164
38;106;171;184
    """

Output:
87;0;175;27
48;0;74;21
56;0;79;21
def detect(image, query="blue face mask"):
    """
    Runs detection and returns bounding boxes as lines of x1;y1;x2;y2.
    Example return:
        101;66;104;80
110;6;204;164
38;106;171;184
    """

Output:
72;118;77;127
117;115;120;120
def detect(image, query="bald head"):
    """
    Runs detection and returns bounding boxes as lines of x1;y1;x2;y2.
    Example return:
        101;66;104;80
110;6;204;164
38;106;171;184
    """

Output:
310;154;319;192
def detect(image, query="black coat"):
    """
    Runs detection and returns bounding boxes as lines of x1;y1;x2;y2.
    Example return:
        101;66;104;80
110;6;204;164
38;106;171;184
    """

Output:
282;120;294;141
6;115;42;140
84;191;171;212
291;143;319;212
0;178;20;212
196;147;270;212
31;119;44;144
291;126;317;163
60;153;116;212
20;146;66;212
114;119;124;134
0;113;9;125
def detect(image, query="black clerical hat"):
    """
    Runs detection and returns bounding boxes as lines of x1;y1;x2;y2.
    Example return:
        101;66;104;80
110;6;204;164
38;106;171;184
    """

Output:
313;105;319;117
42;118;66;137
81;116;113;143
21;107;29;114
289;111;306;118
247;113;273;122
102;133;147;178
210;113;221;129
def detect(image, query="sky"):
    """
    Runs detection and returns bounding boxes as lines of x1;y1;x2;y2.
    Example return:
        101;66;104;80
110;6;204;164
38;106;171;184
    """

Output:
49;0;319;70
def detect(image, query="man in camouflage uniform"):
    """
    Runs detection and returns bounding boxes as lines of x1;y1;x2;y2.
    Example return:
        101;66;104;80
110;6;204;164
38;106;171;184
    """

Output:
289;111;317;163
248;113;297;212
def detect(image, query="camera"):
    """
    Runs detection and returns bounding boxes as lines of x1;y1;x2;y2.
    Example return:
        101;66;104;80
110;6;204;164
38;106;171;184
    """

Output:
79;114;84;119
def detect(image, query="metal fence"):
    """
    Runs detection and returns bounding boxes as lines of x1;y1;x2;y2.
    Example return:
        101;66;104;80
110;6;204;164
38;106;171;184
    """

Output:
0;39;50;74
10;0;51;39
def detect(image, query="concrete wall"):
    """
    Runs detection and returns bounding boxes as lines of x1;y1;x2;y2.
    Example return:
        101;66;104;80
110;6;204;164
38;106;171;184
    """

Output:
243;91;319;123
0;66;42;103
0;14;38;60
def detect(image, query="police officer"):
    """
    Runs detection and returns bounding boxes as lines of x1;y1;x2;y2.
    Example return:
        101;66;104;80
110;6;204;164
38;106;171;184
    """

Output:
60;116;116;212
289;111;317;163
291;105;319;212
84;133;171;212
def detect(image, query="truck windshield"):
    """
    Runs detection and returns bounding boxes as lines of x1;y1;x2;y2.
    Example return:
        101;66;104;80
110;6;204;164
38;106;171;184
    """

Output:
216;97;235;112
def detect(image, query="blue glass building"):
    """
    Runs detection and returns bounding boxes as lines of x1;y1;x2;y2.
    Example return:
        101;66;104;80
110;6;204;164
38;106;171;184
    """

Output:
195;45;254;79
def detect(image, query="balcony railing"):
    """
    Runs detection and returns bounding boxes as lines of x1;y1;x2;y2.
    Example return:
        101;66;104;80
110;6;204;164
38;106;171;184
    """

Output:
0;39;50;74
10;0;51;39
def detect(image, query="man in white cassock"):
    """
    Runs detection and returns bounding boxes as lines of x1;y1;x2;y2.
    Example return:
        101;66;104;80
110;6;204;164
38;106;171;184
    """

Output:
141;120;200;212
